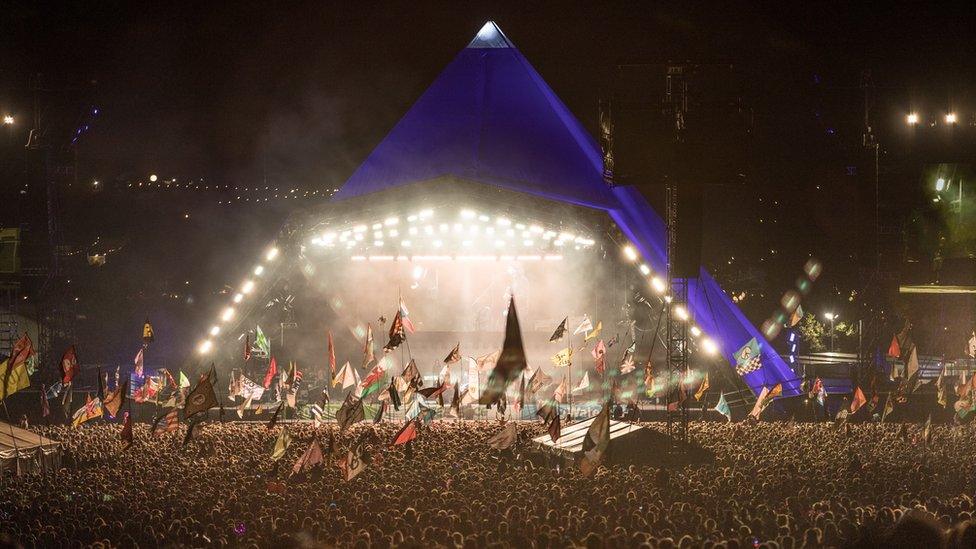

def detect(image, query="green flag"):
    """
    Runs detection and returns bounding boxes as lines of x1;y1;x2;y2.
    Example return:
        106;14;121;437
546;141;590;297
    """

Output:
255;325;271;357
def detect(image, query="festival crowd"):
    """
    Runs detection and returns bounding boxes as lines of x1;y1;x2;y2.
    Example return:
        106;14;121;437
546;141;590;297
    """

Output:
2;420;976;548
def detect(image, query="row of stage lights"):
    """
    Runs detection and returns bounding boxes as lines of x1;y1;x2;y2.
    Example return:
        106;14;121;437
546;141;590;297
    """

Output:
197;246;280;355
307;207;597;255
906;112;969;126
619;243;719;357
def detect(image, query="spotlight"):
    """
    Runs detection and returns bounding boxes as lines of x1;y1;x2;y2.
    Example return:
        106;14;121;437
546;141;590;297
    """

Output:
690;326;702;337
233;293;243;303
221;307;235;321
253;265;264;276
639;264;651;275
701;338;718;355
651;277;666;293
209;326;221;336
936;177;946;191
945;113;957;124
149;174;158;182
265;247;279;261
906;113;919;125
241;280;255;294
2;115;13;125
198;340;213;354
623;245;638;262
675;305;689;321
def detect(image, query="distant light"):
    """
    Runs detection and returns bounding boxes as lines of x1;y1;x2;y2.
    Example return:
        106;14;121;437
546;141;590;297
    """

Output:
198;340;213;354
824;312;836;321
675;305;689;321
946;113;957;124
2;115;13;125
265;247;279;261
701;338;718;355
149;174;158;182
209;326;221;336
496;217;511;227
253;265;264;276
92;180;99;187
690;326;702;337
221;307;235;322
639;264;651;275
384;216;399;226
651;277;666;293
907;113;919;125
241;280;255;294
460;209;476;219
232;293;243;303
623;245;638;262
936;177;946;191
183;213;190;219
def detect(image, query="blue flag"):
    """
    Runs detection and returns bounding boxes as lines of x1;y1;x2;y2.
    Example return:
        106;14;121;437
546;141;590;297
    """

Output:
734;338;763;376
714;391;732;422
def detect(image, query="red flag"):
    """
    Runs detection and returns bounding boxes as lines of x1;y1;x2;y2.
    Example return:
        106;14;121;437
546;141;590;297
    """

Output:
263;356;278;389
60;345;79;384
887;336;900;358
391;420;419;446
9;333;34;367
120;411;133;446
592;340;607;374
327;331;336;376
850;386;867;414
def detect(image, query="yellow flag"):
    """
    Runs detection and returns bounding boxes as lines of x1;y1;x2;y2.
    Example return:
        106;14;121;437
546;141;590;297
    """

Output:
584;321;603;342
694;373;710;401
550;347;573;367
71;396;103;427
0;359;31;399
272;428;292;460
143;321;155;343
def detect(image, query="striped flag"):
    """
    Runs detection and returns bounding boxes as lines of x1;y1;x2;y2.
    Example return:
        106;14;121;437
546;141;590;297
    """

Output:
153;409;179;436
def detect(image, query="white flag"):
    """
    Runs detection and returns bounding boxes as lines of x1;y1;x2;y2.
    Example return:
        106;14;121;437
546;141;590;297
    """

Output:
553;377;568;403
334;361;360;390
968;332;976;358
572;371;590;394
573;315;593;336
239;376;265;401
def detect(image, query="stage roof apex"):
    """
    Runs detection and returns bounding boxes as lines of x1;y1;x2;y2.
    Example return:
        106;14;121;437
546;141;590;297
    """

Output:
467;21;513;49
332;21;618;208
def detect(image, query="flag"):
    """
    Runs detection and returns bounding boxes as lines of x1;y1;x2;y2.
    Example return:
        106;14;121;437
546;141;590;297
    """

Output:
263;356;278;389
401;359;421;386
922;414;932;445
0;358;30;399
373;400;388;423
184;371;218;418
244;334;251;361
391;419;419;446
142;320;155;344
548;413;561;442
850;386;867;414
788;304;804;327
667;381;687;412
183;420;198;446
549;317;568;342
8;332;34;368
606;334;619;348
527;368;553;394
271;428;292;460
384;311;406;352
40;384;50;417
694;373;710;401
573;315;593;336
906;347;919;379
572;371;590;394
61;345;79;384
887;335;900;358
362;323;375;368
748;383;782;419
132;377;159;403
443;342;461;364
227;369;243;401
486;422;517;450
266;402;284;430
479;298;529;406
619;341;637;374
179;371;190;389
153;409;179;436
159;368;177;390
475;350;500;371
291;439;324;477
337;445;367;481
592;340;607;374
644;360;656;396
580;402;610;476
584;321;603;342
133;347;144;377
120;412;133;447
969;332;976;358
361;361;388;398
103;381;128;418
550;347;573;368
553;377;568;403
333;361;360;389
254;325;271;357
72;395;103;427
399;298;416;333
714;391;732;422
327;331;337;376
240;375;265;401
882;393;894;422
733;338;763;376
387;379;402;410
336;392;365;432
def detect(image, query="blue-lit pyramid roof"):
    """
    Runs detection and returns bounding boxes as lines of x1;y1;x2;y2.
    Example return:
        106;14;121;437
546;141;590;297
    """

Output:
333;21;798;398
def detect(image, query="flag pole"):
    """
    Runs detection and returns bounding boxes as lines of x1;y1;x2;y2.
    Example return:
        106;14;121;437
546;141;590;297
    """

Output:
568;327;573;421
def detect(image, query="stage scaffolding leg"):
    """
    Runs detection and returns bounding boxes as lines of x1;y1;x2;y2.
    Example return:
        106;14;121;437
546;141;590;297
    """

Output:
665;184;690;449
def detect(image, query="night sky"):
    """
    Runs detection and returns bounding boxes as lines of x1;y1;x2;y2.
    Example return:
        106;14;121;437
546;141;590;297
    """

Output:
3;1;976;363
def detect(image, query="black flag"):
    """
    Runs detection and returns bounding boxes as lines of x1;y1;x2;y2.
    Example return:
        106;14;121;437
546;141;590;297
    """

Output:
373;400;388;423
388;380;402;410
266;402;284;430
184;371;218;419
479;298;528;406
549;317;568;342
443;342;461;364
548;413;561;442
580;401;611;476
384;311;406;351
336;392;365;432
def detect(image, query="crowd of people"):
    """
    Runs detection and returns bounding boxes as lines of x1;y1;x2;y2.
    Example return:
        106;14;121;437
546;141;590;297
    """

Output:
2;419;976;548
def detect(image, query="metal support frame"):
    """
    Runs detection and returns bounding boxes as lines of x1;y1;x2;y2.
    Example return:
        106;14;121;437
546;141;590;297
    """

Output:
665;184;690;446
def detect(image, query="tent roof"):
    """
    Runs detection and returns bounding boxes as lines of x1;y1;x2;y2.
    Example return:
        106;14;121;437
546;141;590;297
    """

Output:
333;21;617;209
532;417;644;454
0;422;60;458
